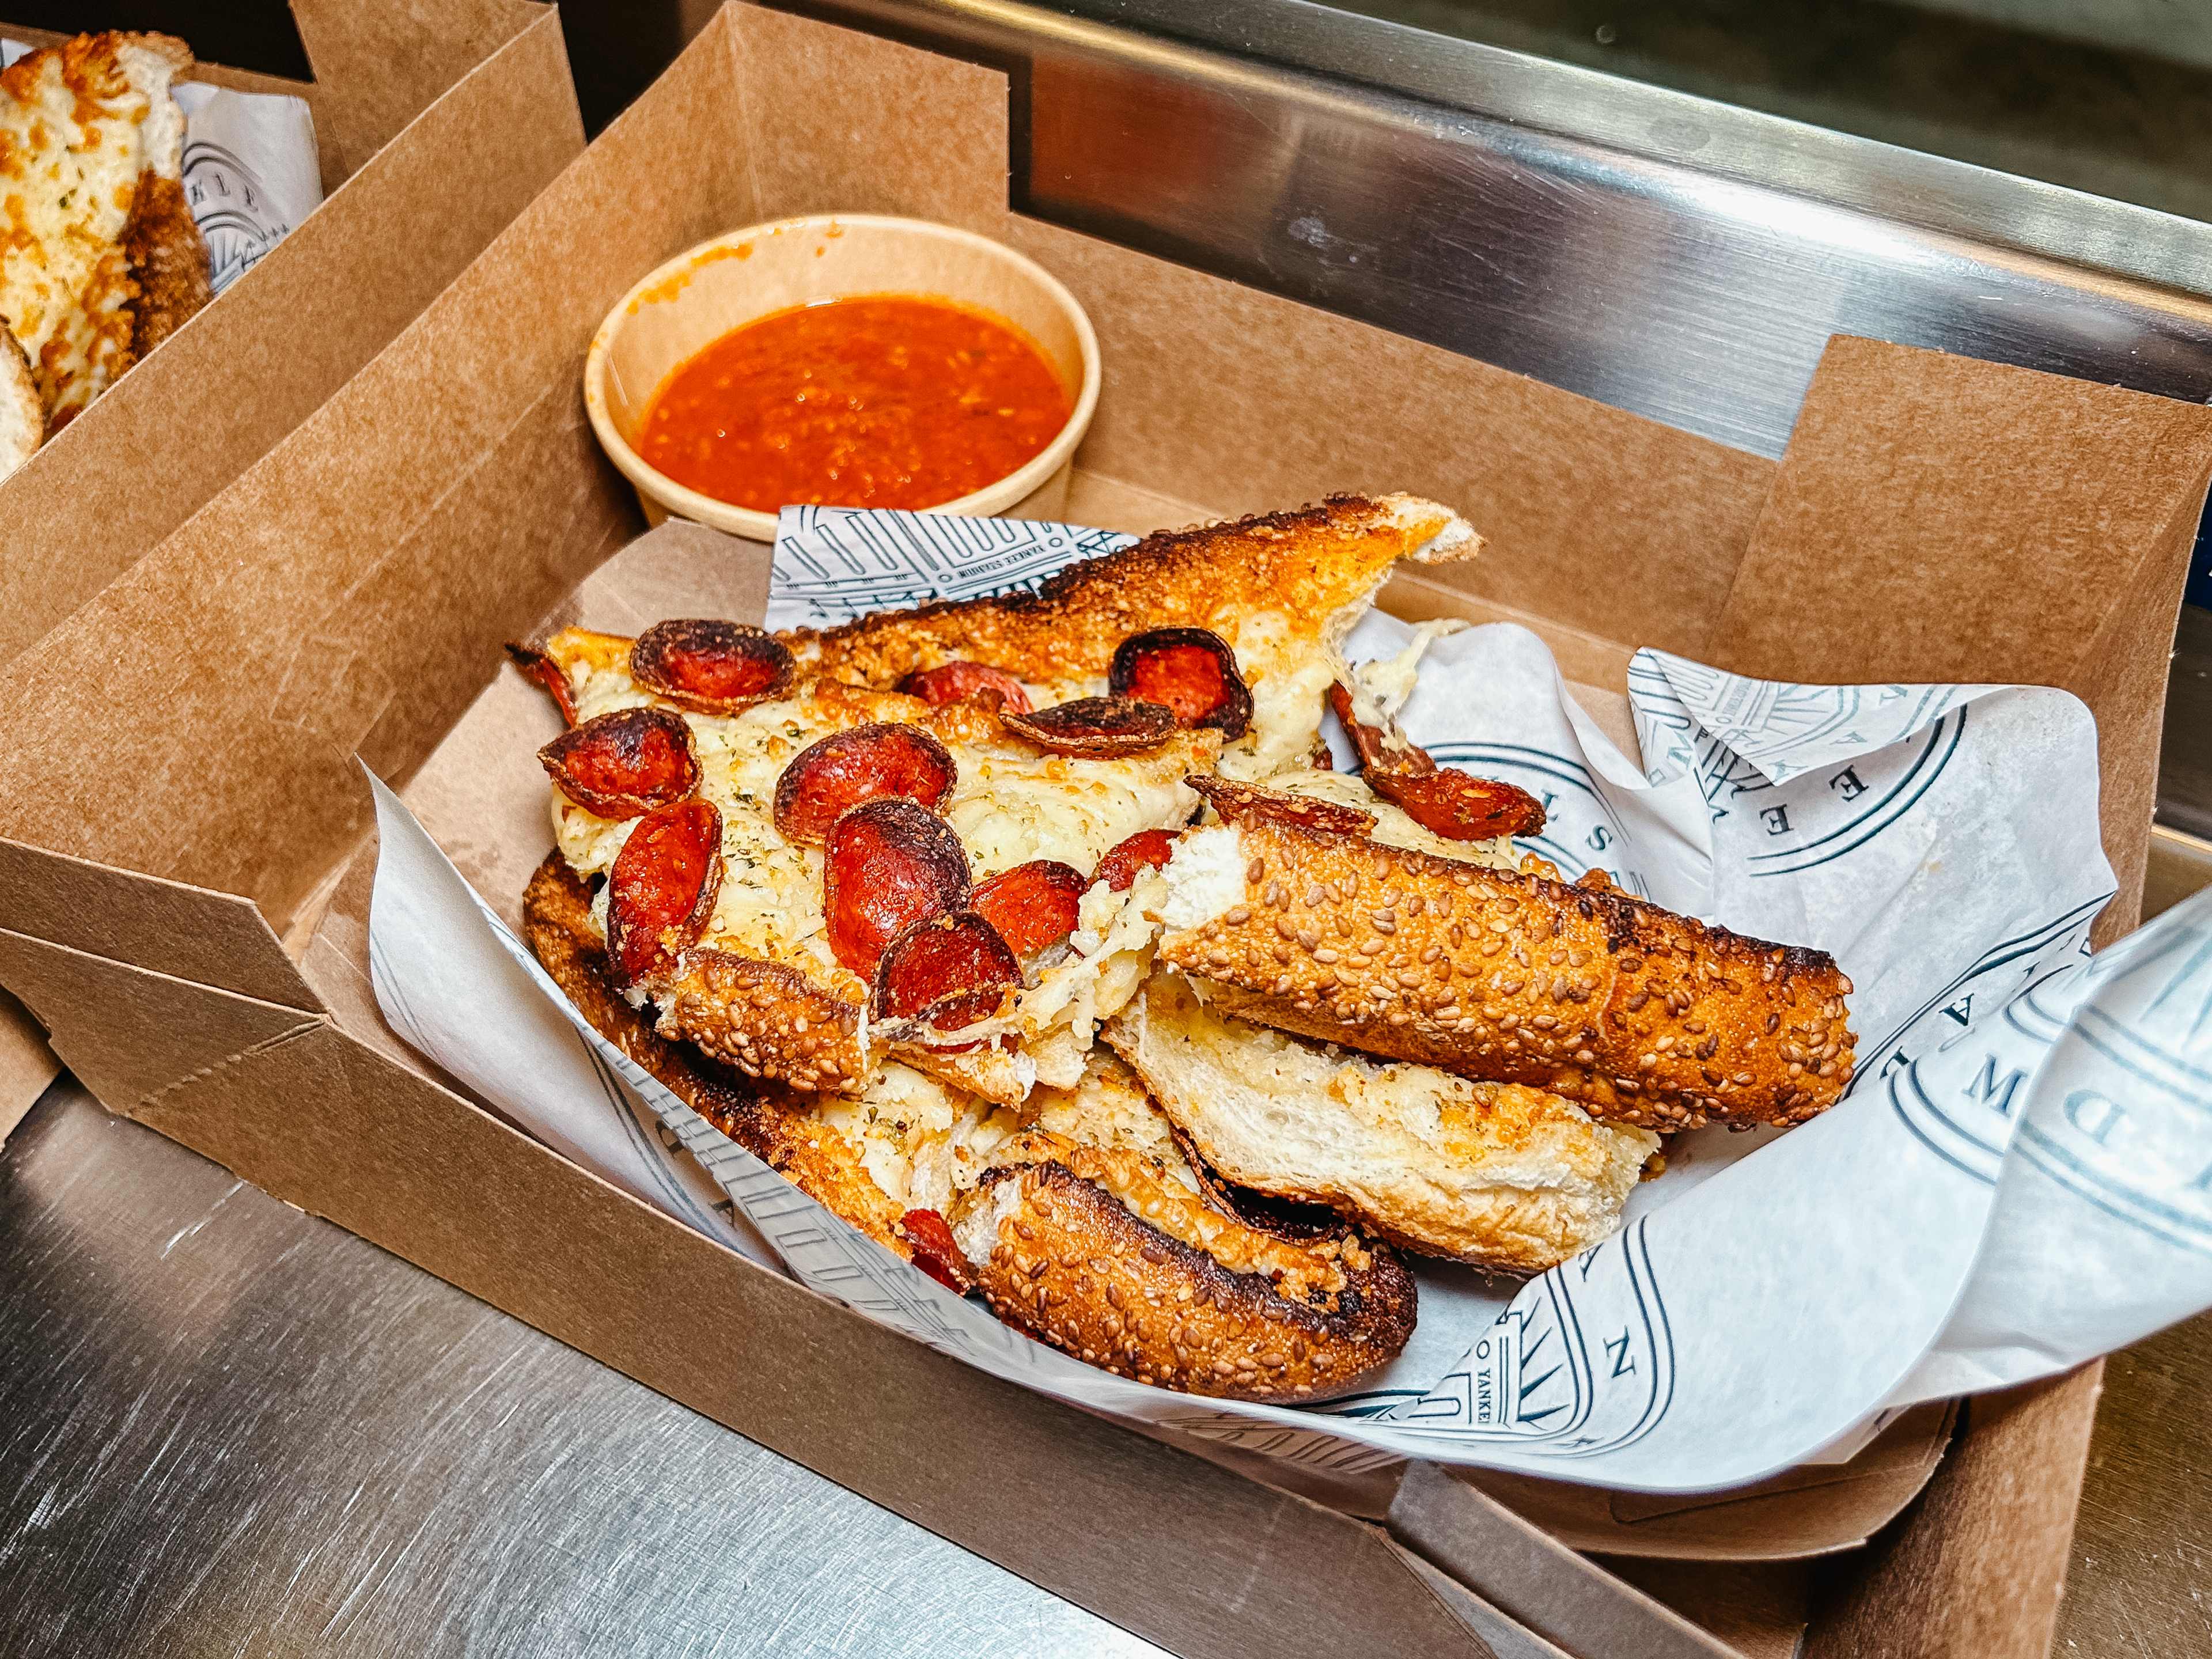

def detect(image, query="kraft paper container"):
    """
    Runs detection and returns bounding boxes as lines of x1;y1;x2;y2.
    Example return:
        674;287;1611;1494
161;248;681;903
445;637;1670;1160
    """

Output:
0;0;585;1128
585;214;1101;540
3;7;2209;1657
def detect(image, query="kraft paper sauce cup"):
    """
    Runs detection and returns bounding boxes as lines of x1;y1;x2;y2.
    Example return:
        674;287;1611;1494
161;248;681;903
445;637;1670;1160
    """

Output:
585;215;1103;543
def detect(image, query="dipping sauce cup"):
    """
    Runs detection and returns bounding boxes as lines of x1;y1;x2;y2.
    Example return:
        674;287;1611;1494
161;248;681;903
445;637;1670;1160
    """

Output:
586;215;1101;542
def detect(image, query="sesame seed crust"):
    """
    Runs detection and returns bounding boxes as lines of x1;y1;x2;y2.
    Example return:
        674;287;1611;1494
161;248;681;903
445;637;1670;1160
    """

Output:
528;853;1414;1396
950;1135;1416;1401
654;948;871;1095
522;855;906;1249
1158;809;1857;1131
781;494;1479;688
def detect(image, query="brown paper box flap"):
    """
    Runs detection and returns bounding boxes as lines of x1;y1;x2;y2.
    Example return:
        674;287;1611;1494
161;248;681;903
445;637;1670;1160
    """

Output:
0;987;55;1139
1713;336;2212;931
0;927;320;1111
0;838;318;1012
1457;1402;1956;1560
1391;1463;1740;1658
290;0;549;177
0;1;581;668
1713;336;2212;690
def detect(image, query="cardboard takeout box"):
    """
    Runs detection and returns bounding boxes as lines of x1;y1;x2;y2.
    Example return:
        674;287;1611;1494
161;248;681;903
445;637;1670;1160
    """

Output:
0;0;585;1124
3;6;2210;1654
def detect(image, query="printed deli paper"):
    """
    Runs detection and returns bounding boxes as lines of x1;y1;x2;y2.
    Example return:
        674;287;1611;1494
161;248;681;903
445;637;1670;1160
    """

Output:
1;41;321;293
370;506;2212;1493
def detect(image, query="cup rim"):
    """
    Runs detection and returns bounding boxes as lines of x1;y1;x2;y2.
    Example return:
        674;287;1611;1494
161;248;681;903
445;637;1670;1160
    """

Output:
584;213;1103;541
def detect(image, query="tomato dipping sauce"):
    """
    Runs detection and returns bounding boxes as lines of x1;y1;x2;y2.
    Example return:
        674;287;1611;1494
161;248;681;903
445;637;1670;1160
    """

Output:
637;294;1072;513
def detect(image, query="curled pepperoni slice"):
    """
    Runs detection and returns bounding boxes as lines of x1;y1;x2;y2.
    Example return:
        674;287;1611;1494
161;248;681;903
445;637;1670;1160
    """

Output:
1326;681;1546;840
823;797;971;975
605;797;723;986
1109;627;1252;739
1001;696;1176;757
1094;828;1177;892
1366;768;1547;841
506;642;578;726
870;910;1020;1031
900;1207;972;1293
896;660;1034;715
628;619;795;715
539;707;699;820
1186;774;1375;836
1327;681;1405;775
774;723;958;846
968;860;1085;957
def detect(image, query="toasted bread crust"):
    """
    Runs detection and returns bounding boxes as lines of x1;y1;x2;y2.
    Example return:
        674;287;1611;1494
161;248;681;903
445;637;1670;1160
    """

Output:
524;855;904;1247
0;329;42;475
0;32;206;426
526;854;1415;1400
951;1138;1416;1400
123;170;212;357
783;494;1478;686
1160;809;1855;1130
655;948;870;1094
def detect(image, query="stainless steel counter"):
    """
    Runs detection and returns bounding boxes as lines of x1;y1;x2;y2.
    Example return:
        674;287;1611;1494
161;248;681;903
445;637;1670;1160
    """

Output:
0;1083;1165;1659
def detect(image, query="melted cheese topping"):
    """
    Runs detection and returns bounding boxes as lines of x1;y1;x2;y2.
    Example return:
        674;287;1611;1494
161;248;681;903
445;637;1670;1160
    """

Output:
813;1060;1023;1213
814;1048;1196;1217
0;35;187;421
553;646;1207;1024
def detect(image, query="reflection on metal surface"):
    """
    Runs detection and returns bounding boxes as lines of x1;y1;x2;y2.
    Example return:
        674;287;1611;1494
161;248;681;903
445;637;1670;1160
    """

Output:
0;1086;1166;1659
770;0;2212;821
779;0;2212;457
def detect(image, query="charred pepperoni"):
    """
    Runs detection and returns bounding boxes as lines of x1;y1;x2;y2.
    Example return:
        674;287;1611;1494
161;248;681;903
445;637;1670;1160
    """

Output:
605;797;723;986
823;797;971;974
628;619;795;715
1366;768;1547;841
896;660;1034;715
870;910;1021;1032
774;722;958;846
1326;681;1546;840
1186;774;1375;836
1327;682;1403;775
968;860;1085;957
1094;828;1177;892
539;707;700;820
900;1207;972;1293
506;642;578;726
1000;696;1176;757
1109;628;1252;739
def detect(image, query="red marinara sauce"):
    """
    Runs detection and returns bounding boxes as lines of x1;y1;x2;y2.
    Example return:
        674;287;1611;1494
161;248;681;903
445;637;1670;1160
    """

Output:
638;294;1072;513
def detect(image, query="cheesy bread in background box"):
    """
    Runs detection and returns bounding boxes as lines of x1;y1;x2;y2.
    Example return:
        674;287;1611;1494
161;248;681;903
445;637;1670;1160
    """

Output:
0;0;584;1126
1;7;2209;1658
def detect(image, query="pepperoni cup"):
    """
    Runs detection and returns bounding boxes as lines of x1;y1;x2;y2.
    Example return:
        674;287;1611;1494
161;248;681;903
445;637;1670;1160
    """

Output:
605;798;724;986
629;619;794;715
872;911;1020;1033
1109;627;1252;739
822;797;971;974
1001;696;1176;757
775;723;957;846
539;707;699;820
